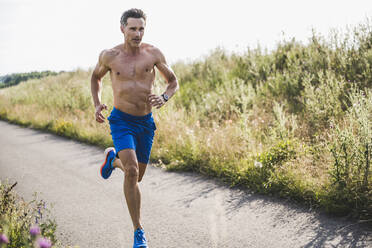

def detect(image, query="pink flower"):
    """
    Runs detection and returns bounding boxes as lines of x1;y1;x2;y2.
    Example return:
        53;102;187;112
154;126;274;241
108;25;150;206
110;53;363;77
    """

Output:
30;225;41;236
37;237;52;248
0;233;9;244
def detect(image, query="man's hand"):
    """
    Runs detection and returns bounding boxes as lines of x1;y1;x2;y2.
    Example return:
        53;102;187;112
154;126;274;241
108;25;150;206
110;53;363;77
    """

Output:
148;94;165;109
95;104;108;123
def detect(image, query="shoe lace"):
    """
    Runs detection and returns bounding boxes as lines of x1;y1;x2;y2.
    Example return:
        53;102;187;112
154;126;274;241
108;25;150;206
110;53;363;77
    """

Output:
135;230;146;243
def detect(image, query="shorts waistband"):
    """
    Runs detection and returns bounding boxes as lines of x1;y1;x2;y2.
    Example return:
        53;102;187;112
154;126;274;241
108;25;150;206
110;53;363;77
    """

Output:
111;107;153;121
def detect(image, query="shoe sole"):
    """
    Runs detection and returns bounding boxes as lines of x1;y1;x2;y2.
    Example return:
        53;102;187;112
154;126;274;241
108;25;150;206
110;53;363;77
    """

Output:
100;147;115;178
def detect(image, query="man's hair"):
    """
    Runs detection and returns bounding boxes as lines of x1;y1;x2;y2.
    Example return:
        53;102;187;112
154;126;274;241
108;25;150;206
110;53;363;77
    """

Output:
120;8;146;26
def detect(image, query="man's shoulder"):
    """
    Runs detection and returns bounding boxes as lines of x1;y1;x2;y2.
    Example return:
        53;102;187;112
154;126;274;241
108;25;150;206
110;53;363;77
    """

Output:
142;43;163;58
100;45;122;63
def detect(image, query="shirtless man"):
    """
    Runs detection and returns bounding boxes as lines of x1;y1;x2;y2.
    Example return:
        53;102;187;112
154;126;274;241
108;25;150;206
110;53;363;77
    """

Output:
90;8;178;248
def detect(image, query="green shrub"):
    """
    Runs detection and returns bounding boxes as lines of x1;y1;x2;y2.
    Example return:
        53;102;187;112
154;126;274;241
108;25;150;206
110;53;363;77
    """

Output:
302;71;346;131
257;139;296;171
327;88;372;217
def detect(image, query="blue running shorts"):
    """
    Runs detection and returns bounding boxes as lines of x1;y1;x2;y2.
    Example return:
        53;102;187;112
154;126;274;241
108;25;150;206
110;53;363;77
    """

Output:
107;107;156;164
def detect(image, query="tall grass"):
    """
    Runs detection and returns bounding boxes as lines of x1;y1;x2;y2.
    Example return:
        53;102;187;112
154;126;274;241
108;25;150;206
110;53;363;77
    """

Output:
0;20;371;219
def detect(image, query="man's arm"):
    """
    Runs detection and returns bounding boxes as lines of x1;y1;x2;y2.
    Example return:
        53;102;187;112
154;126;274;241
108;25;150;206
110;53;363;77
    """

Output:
91;50;110;123
149;48;179;108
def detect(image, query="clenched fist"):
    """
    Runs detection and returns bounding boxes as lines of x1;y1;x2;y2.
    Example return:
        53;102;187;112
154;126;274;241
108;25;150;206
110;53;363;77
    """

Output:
95;104;108;123
148;94;165;109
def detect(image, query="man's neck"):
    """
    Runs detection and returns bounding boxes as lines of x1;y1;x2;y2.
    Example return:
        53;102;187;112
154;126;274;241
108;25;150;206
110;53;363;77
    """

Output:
123;42;140;56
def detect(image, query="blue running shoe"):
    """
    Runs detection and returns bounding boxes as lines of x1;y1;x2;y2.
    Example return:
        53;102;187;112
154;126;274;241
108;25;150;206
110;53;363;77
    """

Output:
100;147;116;179
133;228;148;248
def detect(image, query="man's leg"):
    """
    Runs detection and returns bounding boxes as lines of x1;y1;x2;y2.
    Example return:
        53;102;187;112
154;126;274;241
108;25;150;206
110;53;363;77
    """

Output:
113;157;125;171
113;158;148;182
137;163;147;182
118;149;142;230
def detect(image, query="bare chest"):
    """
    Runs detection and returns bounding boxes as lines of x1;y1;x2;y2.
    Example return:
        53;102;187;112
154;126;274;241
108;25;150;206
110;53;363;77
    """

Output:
108;53;156;81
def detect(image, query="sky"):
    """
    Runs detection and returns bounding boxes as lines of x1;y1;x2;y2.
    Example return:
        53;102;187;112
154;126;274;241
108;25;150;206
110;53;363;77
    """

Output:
1;0;372;75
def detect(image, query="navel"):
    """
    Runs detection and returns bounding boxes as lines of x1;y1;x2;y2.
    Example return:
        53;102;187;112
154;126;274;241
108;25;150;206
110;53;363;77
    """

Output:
116;72;120;75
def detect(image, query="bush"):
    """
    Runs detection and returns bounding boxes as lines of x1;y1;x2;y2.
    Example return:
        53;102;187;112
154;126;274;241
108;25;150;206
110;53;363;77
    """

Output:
302;71;346;132
327;88;372;217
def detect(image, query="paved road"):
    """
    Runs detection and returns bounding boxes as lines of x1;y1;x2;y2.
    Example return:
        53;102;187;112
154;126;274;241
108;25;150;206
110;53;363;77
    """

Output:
0;120;371;248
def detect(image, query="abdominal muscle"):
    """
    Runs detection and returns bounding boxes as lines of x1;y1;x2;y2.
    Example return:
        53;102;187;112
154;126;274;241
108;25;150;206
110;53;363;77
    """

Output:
111;79;153;116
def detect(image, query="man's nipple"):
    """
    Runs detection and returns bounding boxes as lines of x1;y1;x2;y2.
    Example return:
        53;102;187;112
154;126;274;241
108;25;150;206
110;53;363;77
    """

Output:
116;72;120;75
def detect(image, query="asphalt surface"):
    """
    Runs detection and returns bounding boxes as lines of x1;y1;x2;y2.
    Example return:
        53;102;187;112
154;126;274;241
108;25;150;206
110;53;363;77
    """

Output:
0;120;371;248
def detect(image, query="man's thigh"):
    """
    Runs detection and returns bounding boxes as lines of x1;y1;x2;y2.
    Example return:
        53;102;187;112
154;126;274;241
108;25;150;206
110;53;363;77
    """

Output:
118;149;138;169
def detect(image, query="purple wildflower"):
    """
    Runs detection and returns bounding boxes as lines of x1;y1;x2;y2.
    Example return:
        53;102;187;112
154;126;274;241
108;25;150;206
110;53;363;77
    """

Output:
38;206;43;219
37;237;52;248
30;225;41;236
0;233;9;244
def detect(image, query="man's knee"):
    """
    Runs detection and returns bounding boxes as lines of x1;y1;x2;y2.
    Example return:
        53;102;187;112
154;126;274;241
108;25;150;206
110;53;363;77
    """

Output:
125;165;139;179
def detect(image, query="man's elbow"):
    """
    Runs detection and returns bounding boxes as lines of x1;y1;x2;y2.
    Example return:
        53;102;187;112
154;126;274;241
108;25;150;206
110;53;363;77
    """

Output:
91;73;101;85
172;78;179;92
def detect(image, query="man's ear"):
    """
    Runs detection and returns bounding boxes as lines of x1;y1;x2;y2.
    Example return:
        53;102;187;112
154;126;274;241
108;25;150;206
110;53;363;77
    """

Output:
120;24;125;34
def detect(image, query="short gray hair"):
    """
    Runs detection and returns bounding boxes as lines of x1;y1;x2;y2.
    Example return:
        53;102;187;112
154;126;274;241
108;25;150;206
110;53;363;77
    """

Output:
120;8;146;26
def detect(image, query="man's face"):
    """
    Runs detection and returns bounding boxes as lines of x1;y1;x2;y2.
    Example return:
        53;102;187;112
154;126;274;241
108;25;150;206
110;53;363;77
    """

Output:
121;17;146;47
